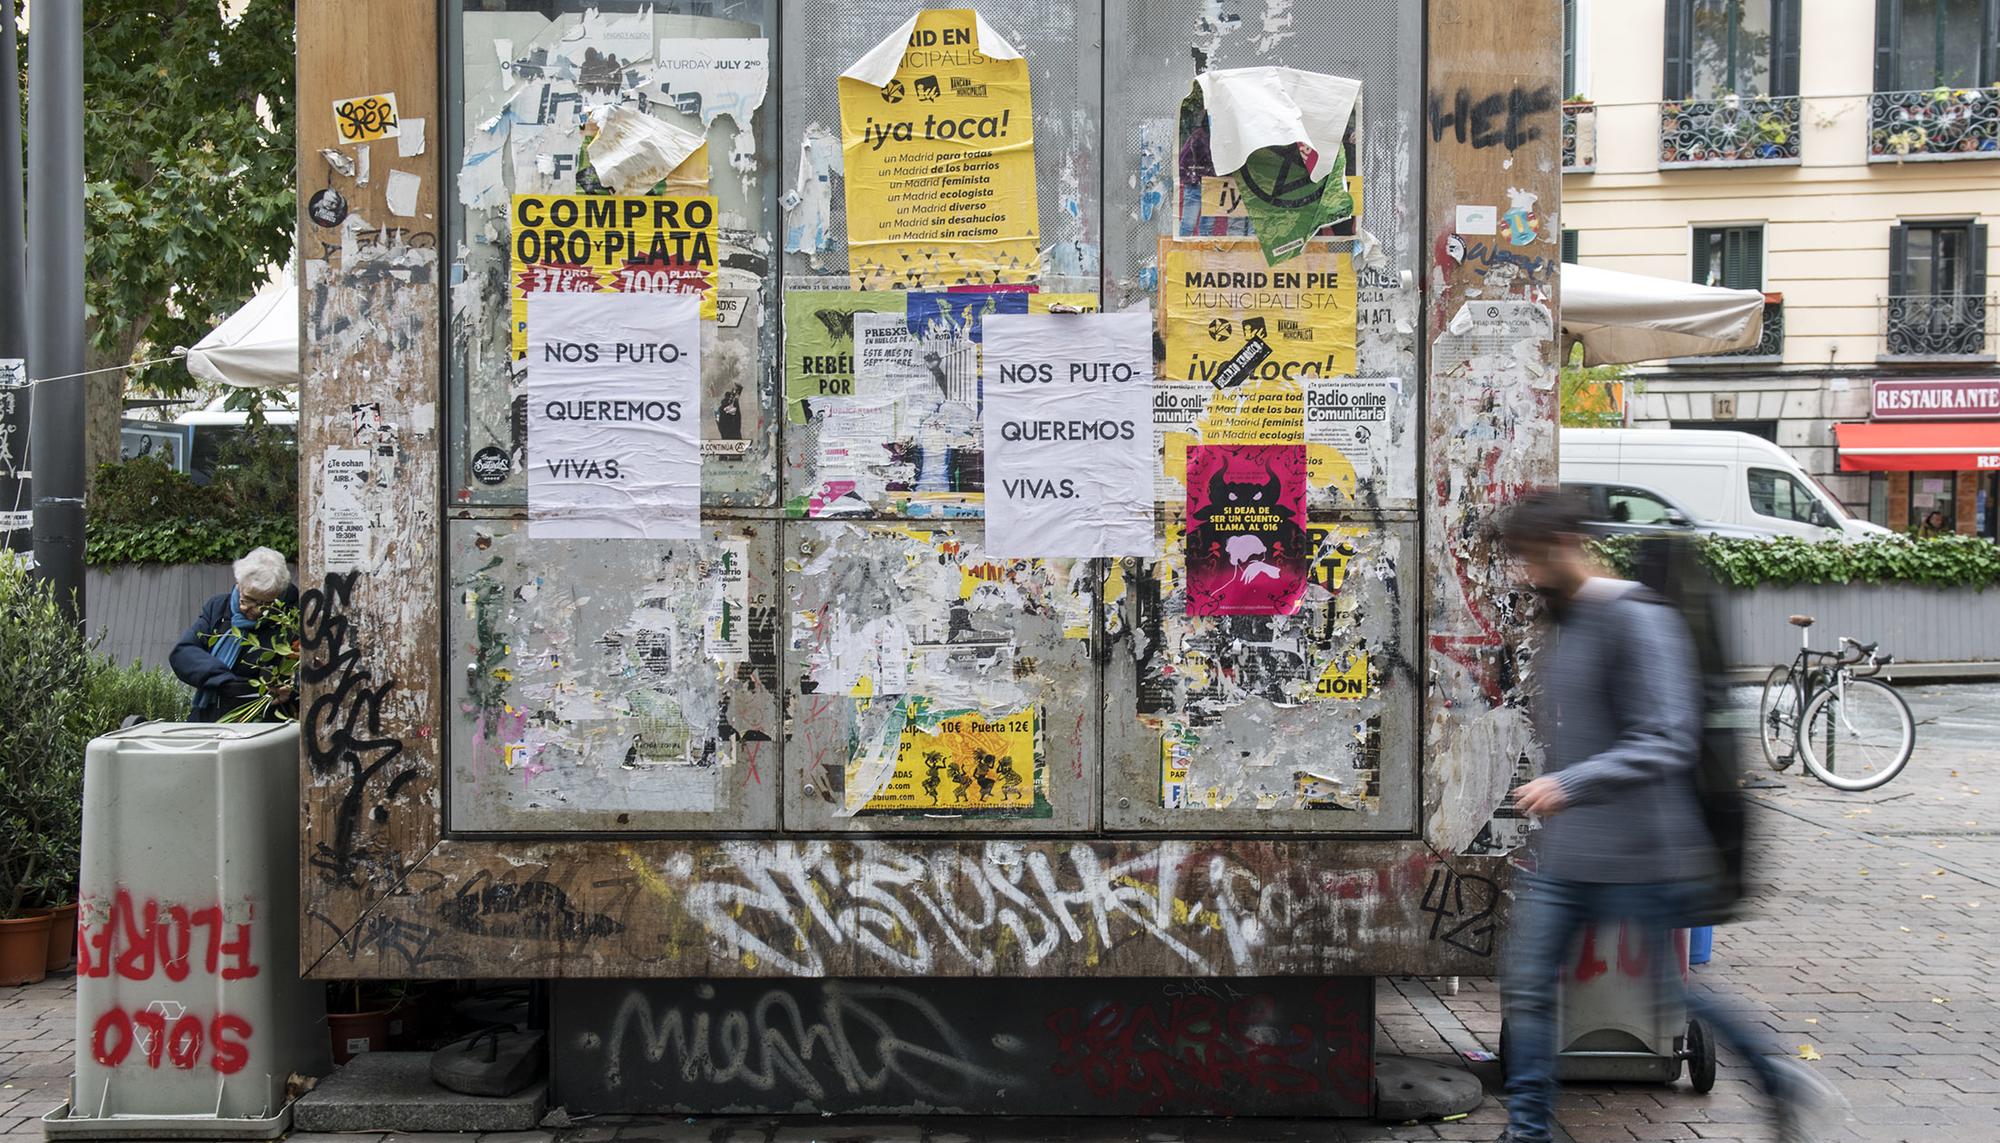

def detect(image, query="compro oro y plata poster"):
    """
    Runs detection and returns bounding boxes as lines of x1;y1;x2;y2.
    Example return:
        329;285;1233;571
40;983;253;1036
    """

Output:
838;9;1039;290
511;194;718;357
1159;238;1356;387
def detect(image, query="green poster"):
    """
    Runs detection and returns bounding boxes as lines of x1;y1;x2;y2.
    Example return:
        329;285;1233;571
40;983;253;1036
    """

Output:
1235;145;1352;266
781;289;907;423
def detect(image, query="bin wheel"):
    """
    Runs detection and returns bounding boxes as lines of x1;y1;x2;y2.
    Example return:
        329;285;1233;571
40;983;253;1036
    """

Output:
1686;1018;1717;1093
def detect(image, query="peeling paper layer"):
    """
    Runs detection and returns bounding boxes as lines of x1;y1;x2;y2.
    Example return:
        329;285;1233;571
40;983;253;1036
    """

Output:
840;10;1023;88
1195;67;1361;181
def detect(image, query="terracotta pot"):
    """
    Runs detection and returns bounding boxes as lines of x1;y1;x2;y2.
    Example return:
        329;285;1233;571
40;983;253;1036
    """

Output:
327;1008;391;1066
0;913;54;987
25;904;78;973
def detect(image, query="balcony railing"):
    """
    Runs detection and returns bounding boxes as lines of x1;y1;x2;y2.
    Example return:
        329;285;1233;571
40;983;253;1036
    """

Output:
1869;87;2000;161
1719;297;1784;358
1676;296;1785;362
1659;95;1802;167
1884;294;1992;358
1563;101;1597;172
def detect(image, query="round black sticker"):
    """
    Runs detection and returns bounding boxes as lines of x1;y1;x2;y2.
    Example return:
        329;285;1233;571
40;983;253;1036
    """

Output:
307;187;348;228
471;446;512;485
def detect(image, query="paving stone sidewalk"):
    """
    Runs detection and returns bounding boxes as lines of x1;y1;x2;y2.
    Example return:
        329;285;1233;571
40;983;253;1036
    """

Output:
6;683;1998;1142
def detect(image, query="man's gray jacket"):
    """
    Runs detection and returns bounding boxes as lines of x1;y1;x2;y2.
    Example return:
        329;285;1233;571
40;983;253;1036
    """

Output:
1534;577;1714;885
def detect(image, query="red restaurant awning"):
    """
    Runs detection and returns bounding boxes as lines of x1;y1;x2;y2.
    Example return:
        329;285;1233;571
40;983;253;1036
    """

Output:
1835;422;2000;472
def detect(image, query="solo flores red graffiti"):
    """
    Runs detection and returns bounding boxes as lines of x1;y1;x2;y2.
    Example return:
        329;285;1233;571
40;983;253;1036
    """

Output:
77;888;258;1074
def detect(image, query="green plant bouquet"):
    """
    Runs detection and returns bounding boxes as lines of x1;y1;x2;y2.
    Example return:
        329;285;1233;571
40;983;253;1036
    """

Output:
204;599;302;723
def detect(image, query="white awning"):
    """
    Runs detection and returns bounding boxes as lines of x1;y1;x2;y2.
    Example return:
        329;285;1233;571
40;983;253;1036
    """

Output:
183;270;298;390
1560;263;1769;366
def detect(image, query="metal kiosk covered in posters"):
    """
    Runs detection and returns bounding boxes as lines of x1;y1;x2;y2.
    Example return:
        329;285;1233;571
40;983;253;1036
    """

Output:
294;0;1559;1118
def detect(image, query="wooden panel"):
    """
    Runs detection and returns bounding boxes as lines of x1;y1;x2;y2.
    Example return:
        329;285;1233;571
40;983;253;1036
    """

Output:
301;836;1509;980
295;0;445;973
1420;0;1563;854
85;564;234;671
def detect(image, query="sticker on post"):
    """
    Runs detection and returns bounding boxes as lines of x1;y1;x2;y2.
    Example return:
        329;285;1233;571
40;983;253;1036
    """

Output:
333;93;400;144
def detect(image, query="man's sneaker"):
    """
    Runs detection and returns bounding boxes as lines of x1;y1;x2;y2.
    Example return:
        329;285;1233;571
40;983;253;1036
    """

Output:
1770;1057;1849;1142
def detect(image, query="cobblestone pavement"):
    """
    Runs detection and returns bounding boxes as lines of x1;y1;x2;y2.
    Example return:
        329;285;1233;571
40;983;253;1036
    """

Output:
5;682;1997;1141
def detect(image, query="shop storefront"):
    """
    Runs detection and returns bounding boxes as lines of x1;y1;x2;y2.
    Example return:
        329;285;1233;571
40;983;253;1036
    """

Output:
1836;378;2000;538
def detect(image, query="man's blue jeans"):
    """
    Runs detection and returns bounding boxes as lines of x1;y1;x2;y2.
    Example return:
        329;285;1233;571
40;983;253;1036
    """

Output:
1501;874;1787;1142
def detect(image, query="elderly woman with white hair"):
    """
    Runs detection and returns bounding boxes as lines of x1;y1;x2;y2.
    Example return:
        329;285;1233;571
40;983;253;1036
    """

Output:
170;547;300;722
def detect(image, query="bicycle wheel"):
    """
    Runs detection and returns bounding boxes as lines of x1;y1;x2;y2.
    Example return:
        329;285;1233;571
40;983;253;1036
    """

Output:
1758;666;1802;771
1800;676;1914;791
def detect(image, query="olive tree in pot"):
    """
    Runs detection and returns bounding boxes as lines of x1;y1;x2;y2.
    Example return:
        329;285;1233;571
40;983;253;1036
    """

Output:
0;559;92;986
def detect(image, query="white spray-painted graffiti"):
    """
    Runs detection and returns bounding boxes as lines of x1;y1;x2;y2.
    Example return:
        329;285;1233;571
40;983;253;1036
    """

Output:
634;840;1471;977
573;980;1024;1100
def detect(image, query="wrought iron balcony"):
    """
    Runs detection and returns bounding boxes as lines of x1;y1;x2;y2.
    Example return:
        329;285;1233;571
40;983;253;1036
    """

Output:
1678;297;1785;361
1659;95;1802;167
1869;87;2000;162
1885;294;1992;358
1563;101;1597;172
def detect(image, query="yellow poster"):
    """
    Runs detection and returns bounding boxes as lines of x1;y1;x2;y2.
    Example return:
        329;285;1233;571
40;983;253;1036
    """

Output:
1159;238;1356;386
509;193;718;357
848;704;1040;813
837;9;1039;290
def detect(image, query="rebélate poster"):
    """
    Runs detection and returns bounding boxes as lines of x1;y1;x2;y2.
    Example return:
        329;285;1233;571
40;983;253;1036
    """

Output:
526;292;701;539
838;9;1039;290
781;288;907;422
980;312;1154;558
510;193;718;358
1184;443;1309;616
1159;238;1356;385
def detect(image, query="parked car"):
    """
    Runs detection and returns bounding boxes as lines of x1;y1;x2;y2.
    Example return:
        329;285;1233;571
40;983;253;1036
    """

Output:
1562;479;1782;540
1560;428;1890;542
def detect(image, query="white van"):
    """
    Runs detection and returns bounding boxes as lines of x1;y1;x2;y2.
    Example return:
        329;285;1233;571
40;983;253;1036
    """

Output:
1560;428;1890;542
174;394;298;484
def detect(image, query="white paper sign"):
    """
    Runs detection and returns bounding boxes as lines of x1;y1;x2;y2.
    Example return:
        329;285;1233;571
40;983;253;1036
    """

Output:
1305;377;1394;481
1455;204;1498;235
527;293;701;539
981;313;1155;558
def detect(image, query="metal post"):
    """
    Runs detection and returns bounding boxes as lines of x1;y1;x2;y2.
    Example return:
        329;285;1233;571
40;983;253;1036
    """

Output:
26;0;84;618
0;0;30;556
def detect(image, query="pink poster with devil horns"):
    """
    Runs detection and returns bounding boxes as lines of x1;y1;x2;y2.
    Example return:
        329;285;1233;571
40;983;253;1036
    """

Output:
1184;443;1310;616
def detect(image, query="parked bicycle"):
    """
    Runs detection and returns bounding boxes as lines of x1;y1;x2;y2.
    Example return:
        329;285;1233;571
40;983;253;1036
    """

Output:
1758;614;1914;791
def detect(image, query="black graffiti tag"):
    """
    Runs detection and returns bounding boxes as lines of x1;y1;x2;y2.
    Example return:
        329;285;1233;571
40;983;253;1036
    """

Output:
299;571;413;886
1419;866;1498;957
1427;85;1557;151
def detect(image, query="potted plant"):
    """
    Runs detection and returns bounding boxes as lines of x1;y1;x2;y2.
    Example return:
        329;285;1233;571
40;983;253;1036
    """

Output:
327;983;394;1065
0;558;92;986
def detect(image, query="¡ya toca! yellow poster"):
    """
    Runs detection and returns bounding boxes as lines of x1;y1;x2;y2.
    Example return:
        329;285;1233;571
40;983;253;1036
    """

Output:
837;9;1039;291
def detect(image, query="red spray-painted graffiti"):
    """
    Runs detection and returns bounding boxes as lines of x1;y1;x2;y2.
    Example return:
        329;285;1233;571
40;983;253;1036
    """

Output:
1044;981;1371;1114
77;888;258;982
77;888;259;1074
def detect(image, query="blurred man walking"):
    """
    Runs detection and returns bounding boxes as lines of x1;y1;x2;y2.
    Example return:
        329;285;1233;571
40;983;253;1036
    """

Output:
1494;489;1840;1143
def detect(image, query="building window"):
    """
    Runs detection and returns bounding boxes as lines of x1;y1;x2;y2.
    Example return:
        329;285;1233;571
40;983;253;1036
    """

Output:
1888;220;1990;356
1561;229;1580;264
1564;0;1578;95
1876;0;1999;91
1693;225;1764;289
1665;0;1802;100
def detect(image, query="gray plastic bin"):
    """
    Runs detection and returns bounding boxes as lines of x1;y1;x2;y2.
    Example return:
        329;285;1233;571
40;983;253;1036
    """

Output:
46;722;329;1140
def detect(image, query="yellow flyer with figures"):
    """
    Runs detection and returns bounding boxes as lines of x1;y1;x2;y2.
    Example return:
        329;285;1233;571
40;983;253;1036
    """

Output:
1159;237;1356;385
847;704;1042;814
837;9;1039;290
510;193;718;357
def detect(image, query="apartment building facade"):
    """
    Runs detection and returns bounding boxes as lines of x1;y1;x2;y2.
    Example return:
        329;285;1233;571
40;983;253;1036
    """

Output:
1563;0;2000;537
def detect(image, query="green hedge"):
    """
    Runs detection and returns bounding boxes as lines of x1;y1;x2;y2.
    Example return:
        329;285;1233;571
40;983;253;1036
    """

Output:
1589;534;2000;591
86;515;297;567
